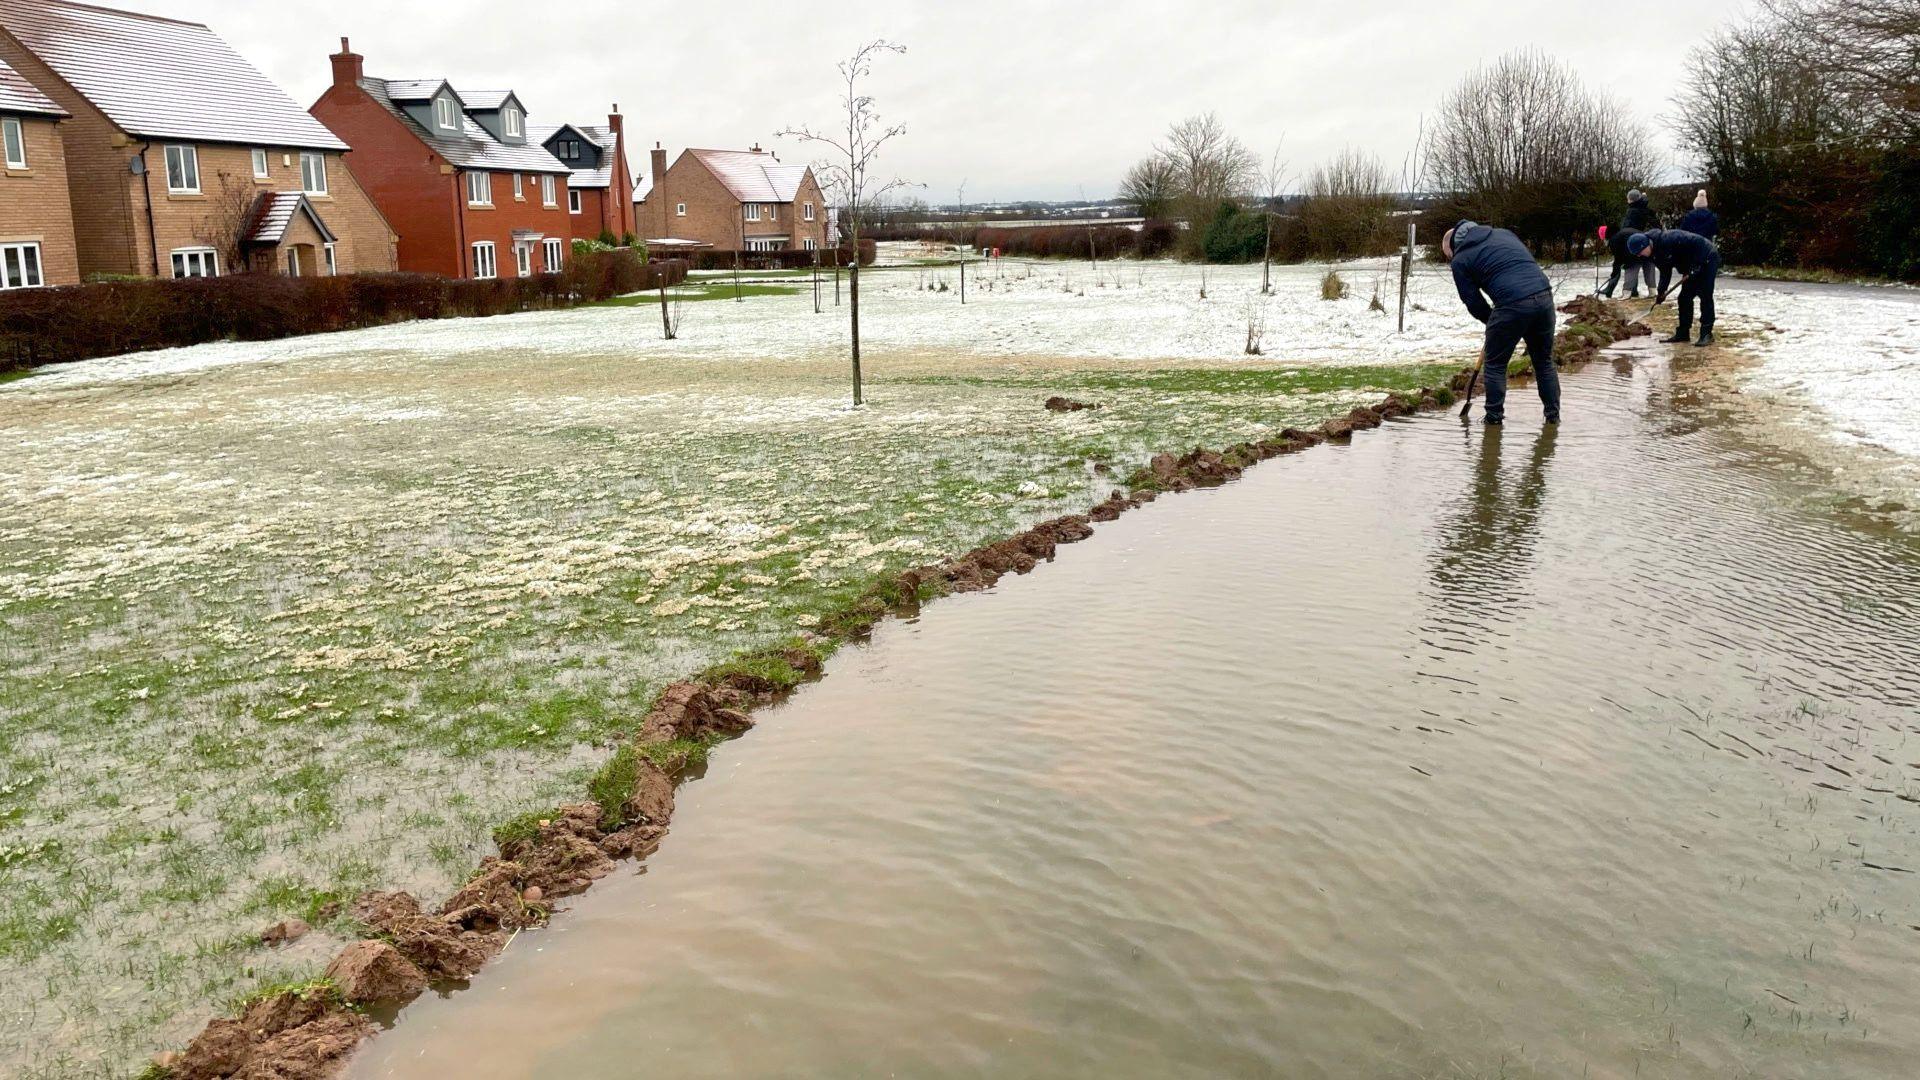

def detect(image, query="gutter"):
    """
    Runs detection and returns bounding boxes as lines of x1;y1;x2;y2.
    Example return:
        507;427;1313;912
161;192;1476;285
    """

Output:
138;142;161;276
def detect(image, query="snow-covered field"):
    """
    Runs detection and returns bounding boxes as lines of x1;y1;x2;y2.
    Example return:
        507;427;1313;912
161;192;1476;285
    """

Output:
1732;284;1920;458
0;256;1465;1078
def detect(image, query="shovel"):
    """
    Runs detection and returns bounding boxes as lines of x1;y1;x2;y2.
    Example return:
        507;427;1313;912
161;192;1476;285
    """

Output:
1458;349;1486;421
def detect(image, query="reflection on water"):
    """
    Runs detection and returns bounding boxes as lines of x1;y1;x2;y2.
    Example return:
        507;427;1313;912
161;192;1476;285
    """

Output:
354;352;1920;1080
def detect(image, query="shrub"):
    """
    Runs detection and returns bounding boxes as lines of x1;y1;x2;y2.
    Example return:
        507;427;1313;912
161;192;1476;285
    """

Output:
679;240;875;272
0;249;689;371
972;225;1140;260
1320;269;1348;300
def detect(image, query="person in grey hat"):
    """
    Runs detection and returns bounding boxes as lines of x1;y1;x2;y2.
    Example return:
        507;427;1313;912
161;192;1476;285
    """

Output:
1616;189;1658;295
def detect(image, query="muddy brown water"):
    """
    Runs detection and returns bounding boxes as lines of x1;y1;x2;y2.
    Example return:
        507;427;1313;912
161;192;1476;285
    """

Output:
351;351;1920;1079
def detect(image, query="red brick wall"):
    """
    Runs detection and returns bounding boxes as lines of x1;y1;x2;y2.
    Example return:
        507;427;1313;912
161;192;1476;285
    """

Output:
311;82;461;277
459;169;573;276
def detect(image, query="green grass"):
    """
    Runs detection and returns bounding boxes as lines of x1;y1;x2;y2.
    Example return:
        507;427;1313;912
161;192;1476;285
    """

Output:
586;746;639;830
595;282;802;306
0;369;36;386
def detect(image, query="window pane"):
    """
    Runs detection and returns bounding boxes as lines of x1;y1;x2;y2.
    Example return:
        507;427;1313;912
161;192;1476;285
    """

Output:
21;244;39;286
4;119;24;167
3;248;19;287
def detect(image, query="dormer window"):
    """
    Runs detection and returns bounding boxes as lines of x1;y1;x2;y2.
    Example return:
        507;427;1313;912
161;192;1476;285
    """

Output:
434;95;457;131
503;106;522;138
556;140;578;160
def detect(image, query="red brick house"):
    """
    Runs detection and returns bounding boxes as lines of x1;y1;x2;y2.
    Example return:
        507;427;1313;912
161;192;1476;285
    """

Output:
635;145;828;252
311;40;573;279
532;111;633;243
0;54;77;287
0;0;395;280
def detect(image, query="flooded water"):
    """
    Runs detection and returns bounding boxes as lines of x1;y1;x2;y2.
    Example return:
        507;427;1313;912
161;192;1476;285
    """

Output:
352;350;1920;1079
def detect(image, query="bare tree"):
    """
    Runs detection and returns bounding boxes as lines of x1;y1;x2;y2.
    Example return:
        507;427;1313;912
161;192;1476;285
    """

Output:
1761;0;1920;141
1296;147;1398;259
1427;49;1655;255
780;39;911;407
1257;141;1288;293
1118;154;1180;219
1160;112;1257;205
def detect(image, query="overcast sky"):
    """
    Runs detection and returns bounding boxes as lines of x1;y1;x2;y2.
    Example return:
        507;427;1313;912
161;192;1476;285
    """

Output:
139;0;1755;203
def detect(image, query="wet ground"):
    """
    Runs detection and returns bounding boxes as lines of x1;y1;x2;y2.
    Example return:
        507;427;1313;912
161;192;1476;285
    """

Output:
351;347;1920;1079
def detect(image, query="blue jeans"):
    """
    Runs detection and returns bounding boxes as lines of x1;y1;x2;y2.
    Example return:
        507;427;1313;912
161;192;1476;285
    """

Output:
1483;289;1560;423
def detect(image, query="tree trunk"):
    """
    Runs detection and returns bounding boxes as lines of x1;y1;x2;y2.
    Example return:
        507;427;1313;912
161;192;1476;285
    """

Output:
659;283;672;339
849;258;863;405
1263;213;1273;294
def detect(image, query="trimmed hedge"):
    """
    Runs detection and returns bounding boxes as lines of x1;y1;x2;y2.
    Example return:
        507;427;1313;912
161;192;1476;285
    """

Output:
681;240;876;272
0;249;689;371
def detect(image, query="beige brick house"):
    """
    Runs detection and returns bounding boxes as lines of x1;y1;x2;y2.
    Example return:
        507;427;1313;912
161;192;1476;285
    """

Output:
0;0;396;280
0;54;75;286
635;144;828;252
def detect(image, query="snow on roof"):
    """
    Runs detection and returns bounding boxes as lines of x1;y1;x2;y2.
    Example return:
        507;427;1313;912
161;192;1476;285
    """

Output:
381;79;454;103
632;172;652;202
689;148;809;203
530;121;620;189
0;56;64;117
358;76;569;174
458;89;514;111
246;191;335;245
0;0;346;149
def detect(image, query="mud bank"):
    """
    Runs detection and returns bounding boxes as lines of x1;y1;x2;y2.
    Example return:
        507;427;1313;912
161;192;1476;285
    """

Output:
153;302;1645;1080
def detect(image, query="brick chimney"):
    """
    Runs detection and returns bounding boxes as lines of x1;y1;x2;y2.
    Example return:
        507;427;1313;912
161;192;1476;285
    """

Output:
330;37;363;86
650;141;666;189
607;104;623;138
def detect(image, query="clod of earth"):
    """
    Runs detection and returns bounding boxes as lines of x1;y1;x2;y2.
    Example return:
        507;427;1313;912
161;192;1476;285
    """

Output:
1044;396;1097;412
259;919;310;946
324;941;428;1006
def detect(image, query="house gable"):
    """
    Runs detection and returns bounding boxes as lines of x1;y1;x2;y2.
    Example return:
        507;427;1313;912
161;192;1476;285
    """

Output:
462;90;527;146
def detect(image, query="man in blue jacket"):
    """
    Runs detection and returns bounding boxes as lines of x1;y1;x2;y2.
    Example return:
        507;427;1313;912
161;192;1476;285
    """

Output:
1629;228;1719;346
1441;220;1560;426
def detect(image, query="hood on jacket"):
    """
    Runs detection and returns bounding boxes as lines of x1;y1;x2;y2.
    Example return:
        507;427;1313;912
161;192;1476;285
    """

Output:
1694;189;1709;209
1449;220;1493;256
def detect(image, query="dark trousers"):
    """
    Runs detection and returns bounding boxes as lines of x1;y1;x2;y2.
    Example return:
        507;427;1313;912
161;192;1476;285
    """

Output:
1483;289;1560;423
1602;256;1655;297
1675;254;1719;335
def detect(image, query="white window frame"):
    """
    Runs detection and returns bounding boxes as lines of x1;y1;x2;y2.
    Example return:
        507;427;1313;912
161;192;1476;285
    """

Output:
675;202;686;217
802;237;818;252
250;147;269;178
324;242;337;276
514;242;532;278
471;240;496;279
541;174;556;207
286;247;302;276
434;95;458;131
745;203;760;222
568;189;582;214
804;202;815;222
164;144;200;194
467;171;492;207
3;118;28;169
0;240;43;289
503;106;521;137
169;247;218;279
769;203;778;222
512;172;523;200
300;152;328;196
543;237;563;272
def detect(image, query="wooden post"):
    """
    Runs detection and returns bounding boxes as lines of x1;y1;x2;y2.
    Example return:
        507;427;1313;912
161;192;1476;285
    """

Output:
1397;220;1414;333
813;252;822;313
960;259;966;304
835;264;842;306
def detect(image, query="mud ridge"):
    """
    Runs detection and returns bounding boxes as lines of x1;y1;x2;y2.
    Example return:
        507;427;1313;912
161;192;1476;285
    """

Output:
154;303;1640;1080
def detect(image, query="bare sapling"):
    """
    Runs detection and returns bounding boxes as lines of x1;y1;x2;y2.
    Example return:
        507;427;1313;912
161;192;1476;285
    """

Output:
1199;263;1210;300
1369;275;1387;313
1259;141;1288;295
780;39;912;407
659;282;681;340
1244;297;1268;355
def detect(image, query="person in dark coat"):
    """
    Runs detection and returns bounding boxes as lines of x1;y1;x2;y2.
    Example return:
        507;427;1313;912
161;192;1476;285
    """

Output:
1629;228;1720;346
1441;220;1560;425
1623;188;1657;231
1678;189;1718;241
1599;224;1651;298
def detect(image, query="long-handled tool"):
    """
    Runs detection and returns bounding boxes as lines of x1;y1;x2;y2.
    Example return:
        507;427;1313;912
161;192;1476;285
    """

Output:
1458;349;1487;421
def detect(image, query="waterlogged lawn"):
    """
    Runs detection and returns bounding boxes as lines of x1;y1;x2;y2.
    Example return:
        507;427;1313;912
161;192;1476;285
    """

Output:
0;290;1452;1076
